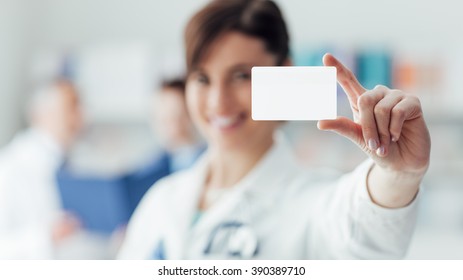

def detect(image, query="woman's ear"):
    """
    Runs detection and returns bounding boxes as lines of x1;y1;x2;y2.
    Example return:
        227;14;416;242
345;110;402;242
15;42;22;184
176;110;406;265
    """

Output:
282;58;293;66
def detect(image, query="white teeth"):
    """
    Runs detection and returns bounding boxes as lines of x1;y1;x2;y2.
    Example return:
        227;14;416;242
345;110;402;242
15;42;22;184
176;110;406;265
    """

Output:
211;115;240;128
216;117;235;126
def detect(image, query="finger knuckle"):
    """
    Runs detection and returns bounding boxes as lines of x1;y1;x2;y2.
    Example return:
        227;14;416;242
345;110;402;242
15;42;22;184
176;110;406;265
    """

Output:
358;94;374;107
392;107;406;119
389;90;404;99
408;95;421;105
374;85;388;91
374;105;389;116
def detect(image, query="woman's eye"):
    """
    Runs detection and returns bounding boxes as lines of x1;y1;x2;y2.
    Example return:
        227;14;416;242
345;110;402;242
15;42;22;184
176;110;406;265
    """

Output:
196;74;209;85
233;71;251;81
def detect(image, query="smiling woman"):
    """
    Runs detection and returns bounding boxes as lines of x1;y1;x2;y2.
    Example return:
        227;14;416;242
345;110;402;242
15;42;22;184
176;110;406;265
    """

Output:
186;32;278;154
184;0;291;194
118;0;430;260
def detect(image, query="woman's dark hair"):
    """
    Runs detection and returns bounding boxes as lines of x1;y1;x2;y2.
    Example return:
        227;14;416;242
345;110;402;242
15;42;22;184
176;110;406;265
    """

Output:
160;78;186;94
184;0;290;73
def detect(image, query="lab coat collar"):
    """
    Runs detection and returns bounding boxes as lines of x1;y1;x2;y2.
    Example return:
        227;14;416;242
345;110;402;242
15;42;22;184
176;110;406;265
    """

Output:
231;131;300;196
165;152;210;259
199;130;299;194
174;130;300;257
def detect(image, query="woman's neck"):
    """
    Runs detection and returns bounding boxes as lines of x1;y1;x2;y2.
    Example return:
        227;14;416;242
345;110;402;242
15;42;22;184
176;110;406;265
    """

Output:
206;137;274;190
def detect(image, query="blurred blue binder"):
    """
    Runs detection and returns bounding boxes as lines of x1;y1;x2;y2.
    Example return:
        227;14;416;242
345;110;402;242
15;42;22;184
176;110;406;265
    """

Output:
56;149;203;235
57;173;133;235
56;154;170;234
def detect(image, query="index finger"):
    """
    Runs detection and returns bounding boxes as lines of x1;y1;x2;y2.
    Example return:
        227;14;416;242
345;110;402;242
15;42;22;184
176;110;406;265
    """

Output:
323;53;366;105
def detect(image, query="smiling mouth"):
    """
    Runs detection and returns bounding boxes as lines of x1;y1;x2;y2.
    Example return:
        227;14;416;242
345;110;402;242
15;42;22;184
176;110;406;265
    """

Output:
209;113;247;131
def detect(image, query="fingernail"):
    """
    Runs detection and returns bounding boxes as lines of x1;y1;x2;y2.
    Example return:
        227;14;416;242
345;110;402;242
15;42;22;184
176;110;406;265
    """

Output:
368;139;378;150
376;146;386;157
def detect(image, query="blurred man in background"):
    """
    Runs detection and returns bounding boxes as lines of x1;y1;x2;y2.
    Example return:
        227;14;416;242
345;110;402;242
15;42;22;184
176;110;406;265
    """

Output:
127;78;204;188
56;78;204;254
0;79;82;259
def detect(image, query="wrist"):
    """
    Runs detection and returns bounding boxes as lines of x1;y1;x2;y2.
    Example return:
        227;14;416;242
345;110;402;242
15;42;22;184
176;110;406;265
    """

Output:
367;164;423;208
375;164;427;185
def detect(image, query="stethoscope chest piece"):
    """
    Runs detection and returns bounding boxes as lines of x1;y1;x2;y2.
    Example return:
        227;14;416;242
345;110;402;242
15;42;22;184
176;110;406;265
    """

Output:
227;225;259;258
203;221;259;258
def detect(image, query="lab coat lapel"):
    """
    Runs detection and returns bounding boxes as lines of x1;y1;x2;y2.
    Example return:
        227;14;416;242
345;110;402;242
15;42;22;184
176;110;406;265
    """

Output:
241;132;301;199
190;178;247;239
191;131;299;239
163;154;209;259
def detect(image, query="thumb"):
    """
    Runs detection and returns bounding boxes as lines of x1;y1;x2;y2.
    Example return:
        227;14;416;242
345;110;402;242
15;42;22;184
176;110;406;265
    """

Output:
317;117;364;148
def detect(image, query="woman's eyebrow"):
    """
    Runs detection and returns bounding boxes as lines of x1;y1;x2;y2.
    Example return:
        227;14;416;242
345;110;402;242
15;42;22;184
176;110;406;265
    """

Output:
190;67;206;75
227;63;253;72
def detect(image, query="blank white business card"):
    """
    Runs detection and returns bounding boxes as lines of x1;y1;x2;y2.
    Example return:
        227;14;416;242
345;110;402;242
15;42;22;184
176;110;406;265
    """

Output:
252;66;337;120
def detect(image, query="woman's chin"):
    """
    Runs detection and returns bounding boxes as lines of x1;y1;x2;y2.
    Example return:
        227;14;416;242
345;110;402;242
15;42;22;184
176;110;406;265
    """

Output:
209;133;251;152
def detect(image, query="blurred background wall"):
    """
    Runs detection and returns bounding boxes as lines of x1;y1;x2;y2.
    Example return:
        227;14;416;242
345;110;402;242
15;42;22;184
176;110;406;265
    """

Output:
1;0;462;258
2;0;462;143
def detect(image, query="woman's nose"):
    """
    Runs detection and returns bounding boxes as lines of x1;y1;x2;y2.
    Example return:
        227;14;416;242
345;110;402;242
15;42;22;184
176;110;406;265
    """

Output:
208;83;234;113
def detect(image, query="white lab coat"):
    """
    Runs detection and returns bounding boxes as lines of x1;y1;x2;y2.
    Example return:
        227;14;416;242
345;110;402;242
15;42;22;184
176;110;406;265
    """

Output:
118;133;419;259
0;129;63;259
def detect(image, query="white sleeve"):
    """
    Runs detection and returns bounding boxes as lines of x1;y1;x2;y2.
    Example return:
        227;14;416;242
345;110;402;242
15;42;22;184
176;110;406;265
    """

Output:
0;176;54;259
0;225;54;260
308;160;420;259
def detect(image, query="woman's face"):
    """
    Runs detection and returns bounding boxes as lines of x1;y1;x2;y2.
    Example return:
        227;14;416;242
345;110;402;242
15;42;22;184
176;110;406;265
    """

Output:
186;32;280;151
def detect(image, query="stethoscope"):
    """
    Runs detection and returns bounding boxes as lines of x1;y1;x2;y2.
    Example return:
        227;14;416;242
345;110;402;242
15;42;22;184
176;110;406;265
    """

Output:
200;182;275;259
203;221;259;258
